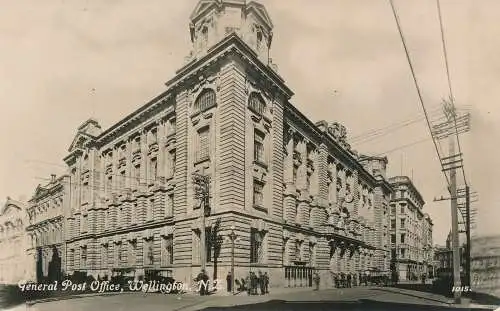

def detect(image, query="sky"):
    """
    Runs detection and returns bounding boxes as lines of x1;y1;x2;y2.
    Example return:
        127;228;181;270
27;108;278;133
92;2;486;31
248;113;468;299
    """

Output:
0;0;499;245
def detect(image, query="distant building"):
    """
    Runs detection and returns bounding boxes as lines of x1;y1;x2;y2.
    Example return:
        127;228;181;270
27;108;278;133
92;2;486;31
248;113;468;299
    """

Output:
433;231;466;275
0;197;29;284
388;176;434;281
25;174;69;282
471;235;500;297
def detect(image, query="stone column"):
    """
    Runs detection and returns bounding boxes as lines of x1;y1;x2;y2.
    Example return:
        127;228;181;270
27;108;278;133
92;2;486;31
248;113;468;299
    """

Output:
140;130;147;191
158;120;166;182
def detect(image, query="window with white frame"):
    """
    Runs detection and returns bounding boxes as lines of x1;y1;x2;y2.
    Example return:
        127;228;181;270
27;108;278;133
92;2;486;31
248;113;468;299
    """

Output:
253;180;264;208
194;89;216;113
162;235;174;266
248;92;266;115
254;130;265;163
196;126;210;162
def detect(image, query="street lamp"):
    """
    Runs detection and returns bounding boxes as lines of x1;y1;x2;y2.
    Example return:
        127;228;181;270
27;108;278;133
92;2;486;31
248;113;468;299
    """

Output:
228;225;238;295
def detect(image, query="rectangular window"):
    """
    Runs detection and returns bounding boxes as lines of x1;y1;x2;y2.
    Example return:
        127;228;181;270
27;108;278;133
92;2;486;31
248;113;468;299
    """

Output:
81;215;88;233
166;194;174;217
309;244;315;266
391;220;396;229
106;175;113;193
168;118;176;135
168;150;176;177
134;164;140;188
401;207;405;214
81;246;87;267
400;190;405;198
82;181;89;203
162;235;174;266
147;199;154;221
128;241;136;266
131;203;137;225
197;127;210;162
253;180;264;208
293;165;298;183
119;171;126;190
391;235;396;244
401;219;405;228
401;234;405;244
250;229;263;263
144;239;154;266
254;130;265;163
149;157;157;182
101;245;108;268
295;241;302;261
116;243;122;265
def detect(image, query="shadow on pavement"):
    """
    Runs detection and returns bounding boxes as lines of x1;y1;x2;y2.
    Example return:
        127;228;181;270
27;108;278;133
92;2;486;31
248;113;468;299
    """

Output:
197;299;495;311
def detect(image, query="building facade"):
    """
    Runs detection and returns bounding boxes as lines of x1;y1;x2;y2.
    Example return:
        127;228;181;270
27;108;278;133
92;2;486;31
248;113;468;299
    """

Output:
25;174;69;282
36;0;395;288
389;176;434;281
471;235;500;296
0;197;28;284
434;231;466;274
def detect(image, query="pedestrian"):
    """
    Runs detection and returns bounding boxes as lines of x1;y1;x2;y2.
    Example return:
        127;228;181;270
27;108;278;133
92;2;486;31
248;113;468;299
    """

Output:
195;270;205;296
226;271;232;293
347;274;352;288
257;270;265;295
202;270;209;295
264;272;269;294
246;273;251;295
313;272;320;291
251;272;257;295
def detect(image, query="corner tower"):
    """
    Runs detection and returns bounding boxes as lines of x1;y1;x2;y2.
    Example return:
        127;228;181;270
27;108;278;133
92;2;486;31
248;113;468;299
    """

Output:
189;0;274;64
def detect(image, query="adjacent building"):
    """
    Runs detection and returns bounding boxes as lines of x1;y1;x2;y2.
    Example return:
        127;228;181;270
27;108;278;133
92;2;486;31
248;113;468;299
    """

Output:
0;197;28;284
433;231;466;275
25;174;70;282
471;235;500;296
23;0;396;288
389;176;434;281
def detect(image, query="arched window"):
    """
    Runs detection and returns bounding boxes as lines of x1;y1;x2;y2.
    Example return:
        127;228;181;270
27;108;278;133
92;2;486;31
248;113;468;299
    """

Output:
194;88;216;113
248;92;266;115
256;29;263;50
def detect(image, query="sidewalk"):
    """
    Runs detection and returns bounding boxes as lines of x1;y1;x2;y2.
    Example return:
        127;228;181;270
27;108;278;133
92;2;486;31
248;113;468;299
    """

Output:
376;287;500;310
174;287;316;311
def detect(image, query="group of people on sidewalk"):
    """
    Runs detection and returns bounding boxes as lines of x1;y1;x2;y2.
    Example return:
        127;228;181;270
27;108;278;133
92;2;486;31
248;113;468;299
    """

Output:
244;271;270;295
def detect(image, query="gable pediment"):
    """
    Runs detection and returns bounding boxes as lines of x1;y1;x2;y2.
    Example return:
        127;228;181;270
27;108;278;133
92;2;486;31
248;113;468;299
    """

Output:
190;0;220;21
33;184;48;199
1;198;24;217
68;132;92;153
246;2;273;29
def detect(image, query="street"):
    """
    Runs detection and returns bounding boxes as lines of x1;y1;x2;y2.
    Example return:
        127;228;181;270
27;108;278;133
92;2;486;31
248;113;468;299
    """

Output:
16;287;498;311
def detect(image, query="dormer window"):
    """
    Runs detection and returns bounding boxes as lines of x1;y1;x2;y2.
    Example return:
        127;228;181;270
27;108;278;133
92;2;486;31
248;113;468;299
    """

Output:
201;26;208;47
194;88;216;113
256;29;263;50
248;92;266;115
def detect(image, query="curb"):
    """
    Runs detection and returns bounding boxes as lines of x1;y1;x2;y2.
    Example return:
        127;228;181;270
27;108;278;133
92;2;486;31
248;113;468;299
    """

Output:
25;291;134;306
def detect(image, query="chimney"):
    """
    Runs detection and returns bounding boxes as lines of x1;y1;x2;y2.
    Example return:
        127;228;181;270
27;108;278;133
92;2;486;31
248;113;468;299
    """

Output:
51;174;56;183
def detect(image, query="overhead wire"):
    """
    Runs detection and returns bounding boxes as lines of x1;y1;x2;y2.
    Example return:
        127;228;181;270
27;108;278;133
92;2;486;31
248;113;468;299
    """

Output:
436;0;468;187
388;0;451;189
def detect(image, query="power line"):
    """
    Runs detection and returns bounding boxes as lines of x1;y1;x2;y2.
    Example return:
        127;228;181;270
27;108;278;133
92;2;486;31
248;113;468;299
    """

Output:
389;0;450;189
436;0;468;186
350;104;443;142
353;112;446;146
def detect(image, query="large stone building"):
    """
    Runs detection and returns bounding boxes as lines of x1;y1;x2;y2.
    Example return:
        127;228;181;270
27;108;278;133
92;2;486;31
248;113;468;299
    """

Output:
0;197;29;284
388;176;434;281
471;235;500;296
25;174;69;282
30;0;396;288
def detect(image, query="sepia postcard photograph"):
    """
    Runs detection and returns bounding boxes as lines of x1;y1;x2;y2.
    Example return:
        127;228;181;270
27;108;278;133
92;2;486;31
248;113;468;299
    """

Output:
0;0;499;310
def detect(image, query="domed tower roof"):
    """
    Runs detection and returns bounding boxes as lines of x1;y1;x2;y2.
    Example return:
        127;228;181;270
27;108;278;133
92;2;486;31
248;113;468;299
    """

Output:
188;0;274;64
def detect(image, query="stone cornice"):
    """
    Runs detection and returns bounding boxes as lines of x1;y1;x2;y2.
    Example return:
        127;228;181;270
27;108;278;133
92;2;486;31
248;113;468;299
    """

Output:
285;103;379;188
166;33;293;100
96;93;173;147
388;176;425;207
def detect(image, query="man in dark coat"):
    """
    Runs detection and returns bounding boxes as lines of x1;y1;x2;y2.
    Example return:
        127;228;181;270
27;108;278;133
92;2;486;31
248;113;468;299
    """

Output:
263;272;269;294
226;272;232;292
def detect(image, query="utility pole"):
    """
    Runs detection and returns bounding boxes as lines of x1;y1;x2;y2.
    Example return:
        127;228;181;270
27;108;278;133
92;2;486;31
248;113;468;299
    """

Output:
193;169;211;273
433;100;470;304
465;185;471;288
